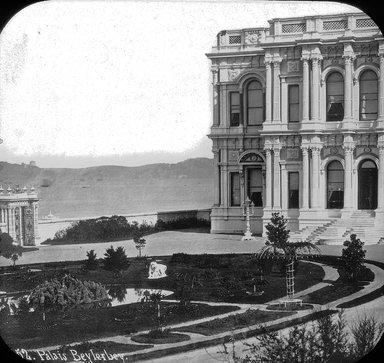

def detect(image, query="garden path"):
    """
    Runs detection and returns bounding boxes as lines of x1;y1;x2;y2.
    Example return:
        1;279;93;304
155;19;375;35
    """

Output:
34;261;384;363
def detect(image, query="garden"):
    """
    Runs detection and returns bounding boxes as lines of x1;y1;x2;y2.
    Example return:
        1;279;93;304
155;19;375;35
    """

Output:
0;213;380;360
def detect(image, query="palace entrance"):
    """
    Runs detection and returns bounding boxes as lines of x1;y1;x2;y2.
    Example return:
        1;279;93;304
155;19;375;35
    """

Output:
358;160;378;210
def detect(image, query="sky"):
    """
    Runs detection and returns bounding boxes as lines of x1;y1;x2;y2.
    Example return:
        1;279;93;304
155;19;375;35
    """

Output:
0;0;360;168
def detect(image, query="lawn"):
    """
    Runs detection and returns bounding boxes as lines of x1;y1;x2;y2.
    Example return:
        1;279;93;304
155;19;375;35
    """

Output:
0;253;326;350
302;284;364;305
1;302;239;350
175;309;296;336
0;255;325;305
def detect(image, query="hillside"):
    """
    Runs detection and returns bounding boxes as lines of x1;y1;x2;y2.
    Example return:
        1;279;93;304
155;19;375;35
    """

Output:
0;158;214;218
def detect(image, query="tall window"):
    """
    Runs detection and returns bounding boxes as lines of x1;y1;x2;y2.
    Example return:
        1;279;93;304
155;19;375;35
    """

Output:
247;80;264;125
288;172;299;208
360;70;378;121
288;85;300;122
326;72;344;121
230;172;241;206
327;160;344;209
230;92;240;126
247;168;263;207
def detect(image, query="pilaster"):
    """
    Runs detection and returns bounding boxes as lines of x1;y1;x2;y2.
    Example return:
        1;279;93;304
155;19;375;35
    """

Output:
273;59;282;122
273;147;281;209
213;149;221;206
342;138;355;211
211;67;220;127
301;55;310;122
310;145;322;209
264;148;273;208
310;57;322;122
378;51;384;121
301;146;310;209
342;45;355;122
265;60;273;123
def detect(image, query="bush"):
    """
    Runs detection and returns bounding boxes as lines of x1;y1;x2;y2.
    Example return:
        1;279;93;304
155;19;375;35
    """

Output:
341;234;366;282
155;217;210;231
103;246;130;271
84;250;98;270
0;232;23;262
29;275;109;311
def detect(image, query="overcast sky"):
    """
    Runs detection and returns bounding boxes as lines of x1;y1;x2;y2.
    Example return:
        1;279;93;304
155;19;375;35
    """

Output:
0;0;360;168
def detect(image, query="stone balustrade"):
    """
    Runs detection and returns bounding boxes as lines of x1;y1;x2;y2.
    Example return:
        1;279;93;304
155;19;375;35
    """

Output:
213;13;379;50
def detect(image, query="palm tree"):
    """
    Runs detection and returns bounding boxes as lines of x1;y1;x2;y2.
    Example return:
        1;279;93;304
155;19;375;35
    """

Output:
256;212;320;300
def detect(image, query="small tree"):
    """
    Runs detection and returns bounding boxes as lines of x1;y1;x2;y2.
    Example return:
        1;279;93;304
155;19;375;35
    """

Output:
257;213;319;300
350;313;384;359
133;231;146;258
220;311;383;363
0;232;23;266
84;250;98;270
11;253;19;268
341;234;366;282
103;245;130;272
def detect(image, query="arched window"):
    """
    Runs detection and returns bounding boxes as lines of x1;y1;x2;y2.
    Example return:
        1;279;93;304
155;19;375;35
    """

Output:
327;160;344;209
358;159;378;209
246;80;264;125
359;70;378;121
326;72;344;121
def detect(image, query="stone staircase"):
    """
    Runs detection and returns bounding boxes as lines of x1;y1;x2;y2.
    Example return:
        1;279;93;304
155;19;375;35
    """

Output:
290;211;384;245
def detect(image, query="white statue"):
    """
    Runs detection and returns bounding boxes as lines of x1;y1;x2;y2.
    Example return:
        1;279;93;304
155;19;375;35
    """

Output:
148;261;167;279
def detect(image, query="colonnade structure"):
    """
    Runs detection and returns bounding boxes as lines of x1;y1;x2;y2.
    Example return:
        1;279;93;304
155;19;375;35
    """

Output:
0;185;39;246
207;12;384;244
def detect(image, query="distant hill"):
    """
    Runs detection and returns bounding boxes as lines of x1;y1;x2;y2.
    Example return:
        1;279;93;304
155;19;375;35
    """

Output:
0;158;214;219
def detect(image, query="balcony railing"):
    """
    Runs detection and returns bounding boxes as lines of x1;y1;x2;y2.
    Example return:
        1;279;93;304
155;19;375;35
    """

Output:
213;13;380;51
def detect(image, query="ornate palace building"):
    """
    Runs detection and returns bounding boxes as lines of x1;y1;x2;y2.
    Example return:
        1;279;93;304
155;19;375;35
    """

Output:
207;12;384;244
0;186;39;246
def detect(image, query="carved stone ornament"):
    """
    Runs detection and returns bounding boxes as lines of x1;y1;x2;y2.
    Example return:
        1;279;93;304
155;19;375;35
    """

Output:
287;61;300;73
240;153;264;163
287;148;300;160
244;31;259;44
228;68;241;81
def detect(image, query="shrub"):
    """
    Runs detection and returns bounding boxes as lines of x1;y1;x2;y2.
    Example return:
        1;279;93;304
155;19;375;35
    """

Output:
0;232;23;262
103;246;130;272
29;275;109;311
133;231;146;258
84;250;98;270
341;234;366;282
155;217;210;231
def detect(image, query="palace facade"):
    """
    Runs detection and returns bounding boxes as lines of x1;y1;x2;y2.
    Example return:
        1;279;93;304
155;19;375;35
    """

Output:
207;12;384;244
0;186;39;246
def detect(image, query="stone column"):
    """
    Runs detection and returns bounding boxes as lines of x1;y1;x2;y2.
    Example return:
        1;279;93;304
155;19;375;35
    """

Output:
33;203;39;240
19;206;23;246
240;169;245;206
343;55;354;120
239;92;244;125
379;55;384;120
378;146;384;209
211;68;220;127
281;164;288;209
311;147;321;208
311;58;321;121
8;207;15;239
273;60;281;122
302;57;310;122
265;61;272;123
301;146;310;209
343;145;355;209
213;150;221;206
265;149;273;208
222;166;228;207
273;148;281;209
